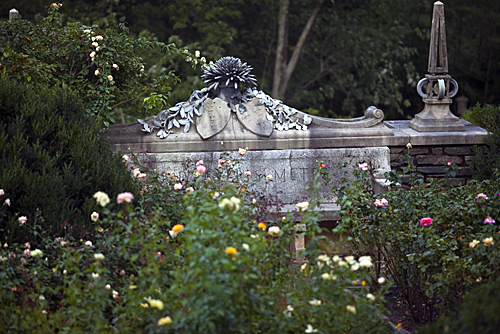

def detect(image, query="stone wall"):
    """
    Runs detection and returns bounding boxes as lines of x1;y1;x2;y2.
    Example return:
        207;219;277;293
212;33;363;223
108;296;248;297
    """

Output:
389;144;485;185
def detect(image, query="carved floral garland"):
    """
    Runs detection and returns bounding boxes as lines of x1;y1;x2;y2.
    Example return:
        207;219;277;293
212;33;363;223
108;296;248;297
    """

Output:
139;87;312;139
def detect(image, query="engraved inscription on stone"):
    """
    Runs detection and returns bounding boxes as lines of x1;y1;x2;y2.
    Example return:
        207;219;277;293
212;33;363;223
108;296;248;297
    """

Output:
153;147;390;206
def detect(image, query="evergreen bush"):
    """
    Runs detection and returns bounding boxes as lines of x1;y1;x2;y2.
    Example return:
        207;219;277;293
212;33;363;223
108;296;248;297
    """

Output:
0;79;139;245
463;103;500;180
419;281;500;334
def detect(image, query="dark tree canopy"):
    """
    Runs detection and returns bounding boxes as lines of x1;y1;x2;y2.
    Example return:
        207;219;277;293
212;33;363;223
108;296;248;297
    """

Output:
1;0;498;120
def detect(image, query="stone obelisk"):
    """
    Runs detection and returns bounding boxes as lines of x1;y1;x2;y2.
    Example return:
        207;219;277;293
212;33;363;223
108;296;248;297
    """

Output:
409;1;465;132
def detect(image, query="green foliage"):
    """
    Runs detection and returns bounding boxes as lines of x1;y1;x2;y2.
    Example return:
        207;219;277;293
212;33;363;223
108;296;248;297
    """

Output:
1;0;499;119
0;78;139;245
419;280;500;334
463;103;500;133
0;4;197;126
330;156;500;324
463;103;500;181
0;154;393;333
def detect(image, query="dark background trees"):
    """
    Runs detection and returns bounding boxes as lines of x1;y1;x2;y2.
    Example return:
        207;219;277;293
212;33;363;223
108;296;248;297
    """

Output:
1;0;498;121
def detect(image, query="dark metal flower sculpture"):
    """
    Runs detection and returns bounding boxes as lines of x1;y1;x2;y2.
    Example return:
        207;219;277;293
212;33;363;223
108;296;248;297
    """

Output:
202;56;257;113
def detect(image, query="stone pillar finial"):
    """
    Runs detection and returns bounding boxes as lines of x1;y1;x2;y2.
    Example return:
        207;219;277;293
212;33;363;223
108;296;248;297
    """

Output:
409;1;465;132
427;1;448;74
9;8;19;22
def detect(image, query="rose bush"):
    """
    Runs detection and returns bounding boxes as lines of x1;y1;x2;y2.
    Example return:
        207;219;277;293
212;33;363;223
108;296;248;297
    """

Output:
331;152;500;324
0;151;393;333
0;4;202;127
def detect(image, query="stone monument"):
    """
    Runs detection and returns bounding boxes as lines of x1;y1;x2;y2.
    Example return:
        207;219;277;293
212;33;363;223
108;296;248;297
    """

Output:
409;1;465;132
108;56;395;220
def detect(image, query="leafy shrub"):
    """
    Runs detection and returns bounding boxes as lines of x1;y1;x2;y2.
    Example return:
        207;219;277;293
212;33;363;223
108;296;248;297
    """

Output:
332;156;500;324
463;103;500;181
419;280;500;334
0;157;394;333
0;78;139;245
0;4;200;126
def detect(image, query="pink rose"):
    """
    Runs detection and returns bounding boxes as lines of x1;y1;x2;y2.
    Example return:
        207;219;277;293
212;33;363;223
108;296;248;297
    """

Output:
419;217;433;226
374;198;388;207
117;192;134;204
358;163;368;171
196;165;207;174
484;216;496;224
476;193;489;201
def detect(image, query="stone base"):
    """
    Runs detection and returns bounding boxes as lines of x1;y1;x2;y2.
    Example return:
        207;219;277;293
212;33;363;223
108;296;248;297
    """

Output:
149;147;391;206
409;98;465;132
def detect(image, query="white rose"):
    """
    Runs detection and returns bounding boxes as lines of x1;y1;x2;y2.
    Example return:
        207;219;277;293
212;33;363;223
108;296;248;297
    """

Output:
268;226;280;236
296;201;309;211
93;191;109;206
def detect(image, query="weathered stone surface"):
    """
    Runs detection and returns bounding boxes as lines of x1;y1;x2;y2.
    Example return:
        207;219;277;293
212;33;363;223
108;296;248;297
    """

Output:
444;147;474;155
417;166;471;175
390;153;402;161
236;98;273;137
431;147;443;155
409;148;429;155
196;98;231;139
383;120;488;147
455;167;473;176
108;119;488;154
409;99;465;132
465;155;474;165
390;147;404;154
399;174;424;184
416;166;446;174
396;156;413;165
151;147;390;206
446;178;466;186
416;155;462;165
426;175;466;186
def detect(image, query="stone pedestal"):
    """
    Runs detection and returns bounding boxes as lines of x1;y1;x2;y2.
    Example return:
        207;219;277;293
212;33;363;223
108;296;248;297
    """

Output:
409;98;465;132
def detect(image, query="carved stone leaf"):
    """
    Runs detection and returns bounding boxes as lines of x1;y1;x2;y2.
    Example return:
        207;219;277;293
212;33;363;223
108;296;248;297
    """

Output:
180;108;185;118
167;120;173;130
157;129;168;138
239;104;246;113
178;119;189;125
152;118;162;127
173;118;180;128
266;113;274;122
157;110;168;120
183;123;190;133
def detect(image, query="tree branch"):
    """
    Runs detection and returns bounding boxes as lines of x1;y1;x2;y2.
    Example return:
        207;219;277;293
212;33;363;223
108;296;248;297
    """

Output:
278;0;324;100
272;0;289;98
